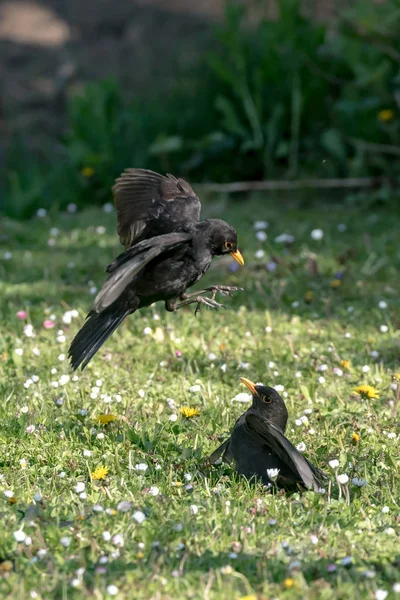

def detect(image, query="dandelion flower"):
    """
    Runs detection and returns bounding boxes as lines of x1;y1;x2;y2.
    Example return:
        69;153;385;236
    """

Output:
354;385;379;399
378;109;394;122
92;466;109;480
96;414;117;425
81;166;95;177
340;360;351;370
331;279;341;288
284;578;296;589
351;432;360;444
180;407;200;418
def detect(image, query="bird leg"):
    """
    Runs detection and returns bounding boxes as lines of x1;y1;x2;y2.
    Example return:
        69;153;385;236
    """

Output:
180;285;243;302
171;295;226;316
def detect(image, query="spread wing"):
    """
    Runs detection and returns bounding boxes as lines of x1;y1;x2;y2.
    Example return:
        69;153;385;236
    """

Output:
245;413;324;492
93;232;193;313
113;168;201;247
206;438;234;466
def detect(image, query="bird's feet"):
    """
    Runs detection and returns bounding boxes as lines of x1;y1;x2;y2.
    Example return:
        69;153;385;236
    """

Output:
202;285;243;301
173;295;226;316
194;296;226;317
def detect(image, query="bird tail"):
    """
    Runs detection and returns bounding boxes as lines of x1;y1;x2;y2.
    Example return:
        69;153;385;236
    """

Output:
68;307;130;371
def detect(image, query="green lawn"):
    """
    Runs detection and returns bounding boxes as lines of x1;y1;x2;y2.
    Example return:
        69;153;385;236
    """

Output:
0;194;399;600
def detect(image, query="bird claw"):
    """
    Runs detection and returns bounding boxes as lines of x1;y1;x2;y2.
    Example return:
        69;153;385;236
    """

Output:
194;296;226;316
204;285;243;301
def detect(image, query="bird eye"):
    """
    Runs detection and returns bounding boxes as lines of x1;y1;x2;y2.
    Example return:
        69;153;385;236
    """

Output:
225;241;234;250
262;395;272;404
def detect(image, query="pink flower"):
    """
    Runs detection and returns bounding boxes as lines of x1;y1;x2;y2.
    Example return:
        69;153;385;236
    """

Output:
16;311;27;320
175;350;182;358
26;425;35;434
43;320;55;329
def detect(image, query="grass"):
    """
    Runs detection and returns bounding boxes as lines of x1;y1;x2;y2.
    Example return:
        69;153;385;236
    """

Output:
0;193;399;600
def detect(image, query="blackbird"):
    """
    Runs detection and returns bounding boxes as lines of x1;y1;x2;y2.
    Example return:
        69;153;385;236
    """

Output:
68;170;244;371
207;378;325;492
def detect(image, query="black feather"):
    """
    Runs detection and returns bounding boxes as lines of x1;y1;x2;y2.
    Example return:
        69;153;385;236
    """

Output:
68;307;130;371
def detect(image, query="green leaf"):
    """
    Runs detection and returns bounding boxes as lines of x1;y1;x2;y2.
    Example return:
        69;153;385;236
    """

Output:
321;129;347;163
215;95;248;139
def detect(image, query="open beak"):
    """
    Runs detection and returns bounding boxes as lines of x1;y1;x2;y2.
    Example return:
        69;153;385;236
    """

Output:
230;249;244;266
240;377;257;395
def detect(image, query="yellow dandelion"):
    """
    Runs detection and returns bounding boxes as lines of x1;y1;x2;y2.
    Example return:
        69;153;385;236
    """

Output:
238;596;257;600
351;432;361;444
393;373;400;381
8;496;17;504
81;166;95;177
171;481;183;487
354;385;379;399
304;290;313;303
340;359;351;370
284;577;296;589
331;279;341;288
96;414;117;425
0;560;13;573
136;552;144;559
378;109;394;123
180;406;200;418
91;465;109;480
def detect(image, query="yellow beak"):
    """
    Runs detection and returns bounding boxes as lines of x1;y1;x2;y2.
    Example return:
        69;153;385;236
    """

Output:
230;249;244;266
240;377;257;395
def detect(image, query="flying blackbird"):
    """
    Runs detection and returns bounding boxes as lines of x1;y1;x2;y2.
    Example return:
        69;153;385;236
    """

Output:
207;378;325;492
112;168;202;248
68;171;244;370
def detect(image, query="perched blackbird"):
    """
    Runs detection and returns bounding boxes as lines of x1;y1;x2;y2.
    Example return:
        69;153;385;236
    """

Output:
68;170;244;371
207;378;324;492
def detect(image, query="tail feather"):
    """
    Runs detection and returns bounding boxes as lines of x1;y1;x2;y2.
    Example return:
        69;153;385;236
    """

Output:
68;308;130;371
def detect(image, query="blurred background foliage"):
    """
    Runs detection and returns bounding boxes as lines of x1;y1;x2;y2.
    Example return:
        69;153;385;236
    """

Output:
2;0;400;218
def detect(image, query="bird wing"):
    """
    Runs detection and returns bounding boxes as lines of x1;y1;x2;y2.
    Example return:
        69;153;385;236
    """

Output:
206;438;234;465
93;232;193;313
245;413;323;491
113;168;201;247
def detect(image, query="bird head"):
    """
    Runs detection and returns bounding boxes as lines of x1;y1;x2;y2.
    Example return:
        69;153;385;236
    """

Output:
204;219;244;266
240;377;288;431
